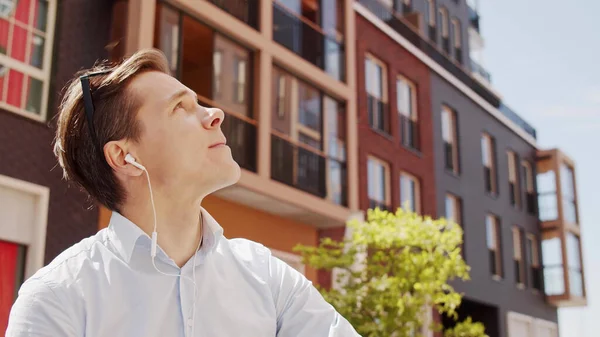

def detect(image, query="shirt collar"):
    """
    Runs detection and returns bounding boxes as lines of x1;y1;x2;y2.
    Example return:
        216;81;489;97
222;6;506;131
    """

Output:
107;207;224;264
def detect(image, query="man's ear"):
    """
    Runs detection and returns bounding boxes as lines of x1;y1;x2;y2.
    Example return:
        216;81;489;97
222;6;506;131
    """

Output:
104;140;143;177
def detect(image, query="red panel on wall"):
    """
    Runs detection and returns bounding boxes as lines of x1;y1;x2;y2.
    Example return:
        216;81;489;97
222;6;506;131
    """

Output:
0;240;19;334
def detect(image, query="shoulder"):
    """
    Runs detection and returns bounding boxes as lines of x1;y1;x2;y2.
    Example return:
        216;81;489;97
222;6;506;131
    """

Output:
24;229;109;295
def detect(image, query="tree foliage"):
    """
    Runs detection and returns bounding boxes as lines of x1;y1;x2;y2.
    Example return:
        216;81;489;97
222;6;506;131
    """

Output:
294;207;489;337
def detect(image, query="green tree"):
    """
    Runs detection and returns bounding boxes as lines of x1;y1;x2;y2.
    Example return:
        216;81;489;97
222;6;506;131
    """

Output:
294;207;489;337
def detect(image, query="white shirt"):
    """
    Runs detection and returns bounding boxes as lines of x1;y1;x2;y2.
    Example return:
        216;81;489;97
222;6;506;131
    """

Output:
6;209;360;337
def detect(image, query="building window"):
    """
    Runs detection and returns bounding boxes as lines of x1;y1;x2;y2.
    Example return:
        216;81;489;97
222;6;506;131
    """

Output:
508;151;520;207
397;75;419;150
439;6;450;53
0;240;27;333
446;193;463;256
275;71;287;119
526;234;542;291
537;170;558;222
481;133;497;195
325;96;347;206
441;105;459;174
425;0;436;41
522;161;536;215
560;163;578;224
156;3;180;75
542;236;564;296
213;50;222;99
400;172;420;213
365;54;389;133
0;0;56;120
451;18;462;63
402;0;412;13
486;214;502;278
368;156;390;211
445;194;461;226
566;233;583;297
233;55;247;104
513;226;525;287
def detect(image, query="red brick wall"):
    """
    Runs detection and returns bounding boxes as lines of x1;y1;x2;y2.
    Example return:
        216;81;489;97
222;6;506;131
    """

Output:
0;0;116;264
355;14;437;218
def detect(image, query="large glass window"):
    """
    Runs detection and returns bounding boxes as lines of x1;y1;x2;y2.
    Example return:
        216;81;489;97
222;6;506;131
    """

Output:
400;172;419;213
442;106;459;173
365;55;388;133
561;164;578;224
566;233;583;297
368;157;389;209
481;133;497;194
542;237;565;296
537;171;558;222
486;215;502;278
0;0;55;119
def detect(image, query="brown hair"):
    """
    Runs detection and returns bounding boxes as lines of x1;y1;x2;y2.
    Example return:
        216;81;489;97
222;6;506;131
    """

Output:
53;48;170;212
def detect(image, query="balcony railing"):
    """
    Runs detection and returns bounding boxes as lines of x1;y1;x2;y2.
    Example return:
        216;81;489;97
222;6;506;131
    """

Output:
399;115;420;151
470;58;491;83
272;2;345;81
367;94;389;134
468;5;480;32
271;133;348;205
357;0;501;107
207;0;258;29
199;96;258;172
499;103;537;139
369;199;392;212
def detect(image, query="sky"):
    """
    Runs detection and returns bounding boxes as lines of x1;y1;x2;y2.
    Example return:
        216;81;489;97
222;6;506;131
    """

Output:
478;0;600;336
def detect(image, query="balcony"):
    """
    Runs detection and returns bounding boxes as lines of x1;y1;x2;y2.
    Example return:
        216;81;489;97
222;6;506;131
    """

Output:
499;103;537;139
470;58;492;83
271;133;348;206
207;0;259;29
536;148;587;307
468;5;480;32
272;2;345;81
357;0;501;107
399;115;419;151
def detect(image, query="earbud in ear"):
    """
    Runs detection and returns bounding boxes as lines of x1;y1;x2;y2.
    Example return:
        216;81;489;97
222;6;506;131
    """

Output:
125;153;146;171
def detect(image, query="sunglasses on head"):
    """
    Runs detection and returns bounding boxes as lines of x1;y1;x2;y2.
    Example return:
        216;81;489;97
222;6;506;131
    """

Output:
80;69;112;148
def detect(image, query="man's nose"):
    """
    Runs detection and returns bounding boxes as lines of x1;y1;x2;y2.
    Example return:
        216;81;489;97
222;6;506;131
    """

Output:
203;107;225;129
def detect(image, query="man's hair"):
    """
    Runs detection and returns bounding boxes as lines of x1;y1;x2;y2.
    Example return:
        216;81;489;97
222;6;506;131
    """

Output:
53;48;170;213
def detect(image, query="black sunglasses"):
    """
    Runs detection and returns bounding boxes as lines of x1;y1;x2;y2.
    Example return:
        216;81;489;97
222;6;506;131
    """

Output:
80;69;112;148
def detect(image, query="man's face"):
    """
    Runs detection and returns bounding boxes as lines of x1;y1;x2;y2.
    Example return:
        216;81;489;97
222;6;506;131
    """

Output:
126;71;240;198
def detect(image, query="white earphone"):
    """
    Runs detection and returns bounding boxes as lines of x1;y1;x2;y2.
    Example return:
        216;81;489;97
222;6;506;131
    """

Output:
125;153;200;335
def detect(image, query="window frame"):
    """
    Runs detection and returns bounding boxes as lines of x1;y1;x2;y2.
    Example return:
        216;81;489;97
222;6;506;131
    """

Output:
451;18;461;48
481;133;497;195
441;105;459;174
399;171;420;213
507;150;520;207
365;53;388;133
513;226;525;287
367;155;391;207
396;74;417;121
486;214;503;279
0;0;57;122
439;6;449;38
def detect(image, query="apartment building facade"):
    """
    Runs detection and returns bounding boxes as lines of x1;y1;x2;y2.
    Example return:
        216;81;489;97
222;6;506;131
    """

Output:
355;1;586;337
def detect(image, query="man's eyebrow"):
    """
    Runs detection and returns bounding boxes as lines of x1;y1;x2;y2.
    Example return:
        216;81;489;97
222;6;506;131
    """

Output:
166;88;196;106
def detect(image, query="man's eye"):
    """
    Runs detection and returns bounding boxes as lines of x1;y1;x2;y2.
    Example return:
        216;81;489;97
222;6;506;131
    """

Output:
174;102;183;111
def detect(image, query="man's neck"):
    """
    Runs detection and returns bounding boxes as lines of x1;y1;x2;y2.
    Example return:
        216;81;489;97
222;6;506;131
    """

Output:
121;188;204;268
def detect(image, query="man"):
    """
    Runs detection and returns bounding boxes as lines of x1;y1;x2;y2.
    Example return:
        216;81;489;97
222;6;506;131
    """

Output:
6;49;359;337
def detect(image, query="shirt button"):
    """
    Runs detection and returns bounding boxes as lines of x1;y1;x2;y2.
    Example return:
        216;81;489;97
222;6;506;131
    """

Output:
187;318;193;327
